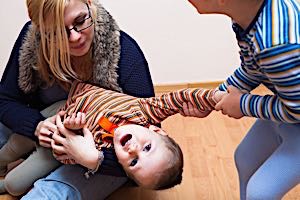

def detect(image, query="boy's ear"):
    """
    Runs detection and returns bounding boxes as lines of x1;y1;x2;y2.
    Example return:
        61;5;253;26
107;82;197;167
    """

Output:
149;125;168;136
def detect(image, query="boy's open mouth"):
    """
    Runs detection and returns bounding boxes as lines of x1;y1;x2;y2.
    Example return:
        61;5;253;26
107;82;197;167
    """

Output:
120;134;132;146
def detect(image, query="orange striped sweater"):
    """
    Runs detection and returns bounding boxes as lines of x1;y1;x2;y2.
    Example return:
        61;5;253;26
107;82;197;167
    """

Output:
62;81;218;150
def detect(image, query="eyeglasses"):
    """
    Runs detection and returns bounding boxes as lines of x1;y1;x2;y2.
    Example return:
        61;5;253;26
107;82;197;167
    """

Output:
66;3;94;38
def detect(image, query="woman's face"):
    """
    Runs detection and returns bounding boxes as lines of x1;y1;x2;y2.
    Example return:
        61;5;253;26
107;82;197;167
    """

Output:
64;0;95;57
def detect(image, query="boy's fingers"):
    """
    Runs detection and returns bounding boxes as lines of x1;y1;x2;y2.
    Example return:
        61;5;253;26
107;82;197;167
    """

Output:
56;115;73;137
215;101;222;111
57;111;66;117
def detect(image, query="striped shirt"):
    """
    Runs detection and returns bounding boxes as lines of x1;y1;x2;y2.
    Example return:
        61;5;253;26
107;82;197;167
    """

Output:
219;0;300;123
62;81;217;150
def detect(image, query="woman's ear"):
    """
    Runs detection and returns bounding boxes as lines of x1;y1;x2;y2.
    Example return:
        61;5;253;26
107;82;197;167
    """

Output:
149;125;168;136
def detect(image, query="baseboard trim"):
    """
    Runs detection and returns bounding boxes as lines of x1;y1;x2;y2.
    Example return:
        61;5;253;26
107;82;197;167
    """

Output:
154;81;224;93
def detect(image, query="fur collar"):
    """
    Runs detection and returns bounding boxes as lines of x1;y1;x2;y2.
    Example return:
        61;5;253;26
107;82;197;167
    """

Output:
18;1;122;93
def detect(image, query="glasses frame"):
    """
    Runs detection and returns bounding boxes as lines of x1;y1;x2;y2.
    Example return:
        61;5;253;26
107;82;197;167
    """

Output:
66;3;94;38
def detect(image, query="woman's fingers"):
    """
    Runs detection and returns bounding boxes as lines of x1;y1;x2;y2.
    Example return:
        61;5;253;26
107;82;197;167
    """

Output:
54;153;72;162
38;138;52;148
52;131;65;145
35;117;59;147
51;139;66;154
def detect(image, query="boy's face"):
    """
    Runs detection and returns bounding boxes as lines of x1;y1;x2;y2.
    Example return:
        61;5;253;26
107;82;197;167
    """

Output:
113;124;172;188
187;0;219;14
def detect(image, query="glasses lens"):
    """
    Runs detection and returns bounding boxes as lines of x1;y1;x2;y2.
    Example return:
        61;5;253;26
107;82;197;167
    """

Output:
75;17;93;32
66;3;94;38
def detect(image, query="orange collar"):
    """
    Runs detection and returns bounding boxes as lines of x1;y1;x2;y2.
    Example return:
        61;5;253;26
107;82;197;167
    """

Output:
98;116;118;141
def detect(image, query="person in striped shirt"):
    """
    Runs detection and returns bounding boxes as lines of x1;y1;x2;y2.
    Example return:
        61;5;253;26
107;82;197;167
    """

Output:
0;81;225;193
186;0;300;199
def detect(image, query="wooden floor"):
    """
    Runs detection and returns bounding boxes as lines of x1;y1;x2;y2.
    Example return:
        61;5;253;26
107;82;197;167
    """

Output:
1;85;300;200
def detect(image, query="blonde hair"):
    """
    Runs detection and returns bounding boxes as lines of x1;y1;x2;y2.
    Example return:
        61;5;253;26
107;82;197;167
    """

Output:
26;0;94;88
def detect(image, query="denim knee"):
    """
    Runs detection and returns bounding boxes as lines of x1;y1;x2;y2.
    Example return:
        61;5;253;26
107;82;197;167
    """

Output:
21;178;81;200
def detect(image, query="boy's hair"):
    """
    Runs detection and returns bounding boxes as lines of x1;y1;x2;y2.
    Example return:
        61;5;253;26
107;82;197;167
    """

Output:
128;135;184;190
154;135;184;190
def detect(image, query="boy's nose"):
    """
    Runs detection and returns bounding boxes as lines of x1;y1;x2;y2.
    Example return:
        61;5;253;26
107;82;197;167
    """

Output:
128;143;138;154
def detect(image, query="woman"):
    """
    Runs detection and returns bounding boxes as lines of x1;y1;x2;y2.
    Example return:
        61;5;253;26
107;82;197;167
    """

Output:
0;0;155;199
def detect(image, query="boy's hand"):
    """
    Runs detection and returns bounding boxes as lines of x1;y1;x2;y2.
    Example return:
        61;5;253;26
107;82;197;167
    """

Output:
63;112;86;130
180;102;212;118
215;86;244;119
213;90;227;103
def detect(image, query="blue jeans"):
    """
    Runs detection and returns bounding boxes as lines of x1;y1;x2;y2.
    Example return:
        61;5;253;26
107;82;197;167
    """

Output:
21;165;128;200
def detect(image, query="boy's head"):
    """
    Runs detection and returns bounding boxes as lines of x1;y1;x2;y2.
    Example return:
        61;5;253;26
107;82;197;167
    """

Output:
187;0;223;14
113;124;183;189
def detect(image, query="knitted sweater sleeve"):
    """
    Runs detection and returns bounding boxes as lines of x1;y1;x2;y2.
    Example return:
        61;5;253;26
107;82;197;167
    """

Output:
117;31;155;98
0;21;44;139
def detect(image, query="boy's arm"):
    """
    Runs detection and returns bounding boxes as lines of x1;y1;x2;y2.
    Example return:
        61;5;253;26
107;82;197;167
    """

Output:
240;44;300;123
218;66;261;92
218;44;300;123
138;88;221;124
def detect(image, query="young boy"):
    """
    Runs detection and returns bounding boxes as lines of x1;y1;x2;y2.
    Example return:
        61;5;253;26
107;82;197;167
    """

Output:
185;0;300;199
0;81;225;195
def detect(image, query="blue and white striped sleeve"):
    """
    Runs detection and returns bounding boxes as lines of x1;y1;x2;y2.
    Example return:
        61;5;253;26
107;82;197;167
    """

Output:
219;66;262;92
241;43;300;123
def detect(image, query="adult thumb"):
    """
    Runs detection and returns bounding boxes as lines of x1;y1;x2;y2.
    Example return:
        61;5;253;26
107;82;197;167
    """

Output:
82;127;93;140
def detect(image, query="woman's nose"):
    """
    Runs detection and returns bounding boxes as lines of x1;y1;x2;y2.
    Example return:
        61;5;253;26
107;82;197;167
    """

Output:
69;29;81;41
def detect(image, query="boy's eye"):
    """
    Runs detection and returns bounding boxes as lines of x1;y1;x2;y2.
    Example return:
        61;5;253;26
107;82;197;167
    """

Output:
130;158;138;167
143;144;151;152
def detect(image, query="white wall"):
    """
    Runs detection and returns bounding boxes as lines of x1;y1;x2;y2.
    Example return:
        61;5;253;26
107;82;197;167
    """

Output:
0;0;240;84
0;1;29;77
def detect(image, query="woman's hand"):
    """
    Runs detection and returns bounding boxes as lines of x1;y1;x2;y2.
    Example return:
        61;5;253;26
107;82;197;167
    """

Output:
51;114;99;170
180;102;212;118
35;115;58;148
